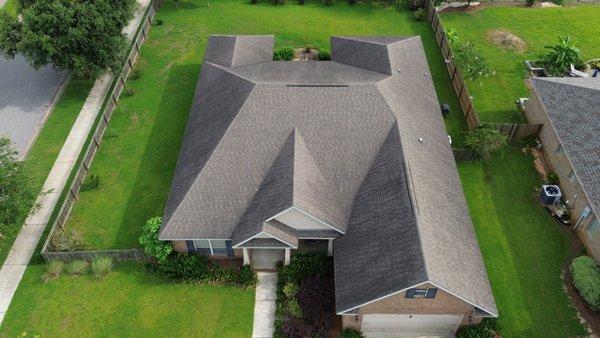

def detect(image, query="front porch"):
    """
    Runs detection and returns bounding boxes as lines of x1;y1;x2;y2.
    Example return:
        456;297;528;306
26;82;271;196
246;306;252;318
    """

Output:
241;239;333;270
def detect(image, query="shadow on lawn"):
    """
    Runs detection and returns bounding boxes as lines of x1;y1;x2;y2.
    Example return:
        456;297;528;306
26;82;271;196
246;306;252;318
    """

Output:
114;63;200;247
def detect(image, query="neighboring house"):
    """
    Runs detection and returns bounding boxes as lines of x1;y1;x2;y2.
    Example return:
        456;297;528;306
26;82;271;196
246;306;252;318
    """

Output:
160;35;497;335
525;77;600;261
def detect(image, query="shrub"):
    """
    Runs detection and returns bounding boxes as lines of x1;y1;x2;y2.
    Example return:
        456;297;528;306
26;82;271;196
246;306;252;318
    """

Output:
317;48;331;61
273;46;295;61
464;126;507;160
81;173;101;191
407;0;424;10
278;251;332;285
139;217;172;263
413;8;426;21
237;264;259;288
342;328;365;338
322;0;334;5
348;0;357;4
547;172;560;185
453;42;492;82
541;36;583;76
552;0;564;4
298;0;305;4
91;257;113;278
286;298;302;318
65;260;88;276
157;253;210;282
123;87;136;97
526;0;535;6
50;228;84;251
130;69;143;80
296;275;335;336
570;256;600;312
283;282;299;298
41;260;65;283
457;318;499;338
155;17;163;25
274;0;285;5
446;27;460;45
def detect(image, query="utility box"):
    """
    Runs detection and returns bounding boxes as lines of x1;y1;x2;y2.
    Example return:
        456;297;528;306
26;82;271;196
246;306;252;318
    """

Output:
540;185;562;205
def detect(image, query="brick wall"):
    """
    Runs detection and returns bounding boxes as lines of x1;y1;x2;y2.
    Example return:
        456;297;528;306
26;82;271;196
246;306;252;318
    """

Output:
172;240;188;253
525;91;599;260
341;283;484;330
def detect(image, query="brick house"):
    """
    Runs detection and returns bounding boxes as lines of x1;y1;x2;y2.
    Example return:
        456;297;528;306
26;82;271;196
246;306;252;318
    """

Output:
160;35;497;336
525;78;600;261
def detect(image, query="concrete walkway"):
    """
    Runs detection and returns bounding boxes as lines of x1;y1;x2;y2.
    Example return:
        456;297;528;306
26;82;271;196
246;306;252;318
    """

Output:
252;272;277;338
0;0;149;325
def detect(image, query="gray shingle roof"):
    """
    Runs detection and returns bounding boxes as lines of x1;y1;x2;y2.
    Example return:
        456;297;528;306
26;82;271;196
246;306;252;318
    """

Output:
161;35;497;317
531;78;600;217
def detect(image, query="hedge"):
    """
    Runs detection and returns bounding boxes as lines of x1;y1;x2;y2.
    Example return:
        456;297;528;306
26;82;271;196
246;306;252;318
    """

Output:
571;255;600;312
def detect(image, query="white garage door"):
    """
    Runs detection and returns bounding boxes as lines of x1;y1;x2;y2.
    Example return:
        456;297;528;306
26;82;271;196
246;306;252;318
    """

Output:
362;314;462;333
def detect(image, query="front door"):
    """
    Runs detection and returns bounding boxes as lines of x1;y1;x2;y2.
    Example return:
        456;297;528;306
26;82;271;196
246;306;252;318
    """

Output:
251;249;284;270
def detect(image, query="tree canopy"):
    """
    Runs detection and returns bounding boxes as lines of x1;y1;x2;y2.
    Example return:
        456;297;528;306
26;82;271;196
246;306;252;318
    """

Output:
0;138;38;242
0;0;135;78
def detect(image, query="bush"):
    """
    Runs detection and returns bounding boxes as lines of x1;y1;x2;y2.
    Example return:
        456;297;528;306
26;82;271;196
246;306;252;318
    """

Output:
526;0;535;6
278;251;331;285
317;48;331;61
413;8;426;21
283;282;299;298
286;298;302;318
342;328;365;338
547;172;560;185
139;217;172;263
250;0;258;4
130;69;143;80
552;0;564;4
123;87;136;97
453;42;493;82
91;257;113;278
50;228;84;251
155;17;163;25
81;173;101;191
407;0;424;10
446;27;460;45
322;0;334;5
296;274;335;336
156;253;257;288
273;46;295;61
41;260;65;283
348;0;357;4
457;318;499;338
571;256;600;312
65;260;88;276
464;126;508;160
541;36;583;76
274;0;285;5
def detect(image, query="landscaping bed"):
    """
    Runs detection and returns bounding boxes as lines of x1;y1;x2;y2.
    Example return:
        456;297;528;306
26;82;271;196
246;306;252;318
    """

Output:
441;5;600;123
275;251;338;337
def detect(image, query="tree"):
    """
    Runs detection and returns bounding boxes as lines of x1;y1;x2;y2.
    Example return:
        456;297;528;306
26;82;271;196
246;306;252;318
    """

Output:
0;0;135;78
0;138;39;242
139;217;172;263
541;36;583;76
464;126;507;160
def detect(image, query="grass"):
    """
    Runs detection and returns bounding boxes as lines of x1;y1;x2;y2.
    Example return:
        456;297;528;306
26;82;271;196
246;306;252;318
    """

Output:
66;0;467;250
0;0;17;15
441;5;600;123
0;262;254;337
0;77;94;266
459;147;586;337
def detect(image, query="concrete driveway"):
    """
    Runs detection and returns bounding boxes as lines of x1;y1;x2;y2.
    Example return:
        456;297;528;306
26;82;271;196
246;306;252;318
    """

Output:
0;55;67;158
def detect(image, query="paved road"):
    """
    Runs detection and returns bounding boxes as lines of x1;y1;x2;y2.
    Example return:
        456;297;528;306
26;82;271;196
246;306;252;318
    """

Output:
0;55;67;158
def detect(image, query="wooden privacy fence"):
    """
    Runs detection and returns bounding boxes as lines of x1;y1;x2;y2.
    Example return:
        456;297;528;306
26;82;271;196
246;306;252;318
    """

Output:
424;0;543;142
41;0;161;263
489;122;543;142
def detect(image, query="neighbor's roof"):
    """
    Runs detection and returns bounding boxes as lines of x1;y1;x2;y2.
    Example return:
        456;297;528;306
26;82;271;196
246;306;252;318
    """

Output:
160;35;498;317
531;77;600;217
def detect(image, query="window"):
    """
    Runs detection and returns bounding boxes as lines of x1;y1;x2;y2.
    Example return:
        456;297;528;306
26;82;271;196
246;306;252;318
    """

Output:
405;288;438;299
568;170;576;183
555;144;563;154
193;240;211;255
211;240;228;255
586;217;600;242
192;240;233;256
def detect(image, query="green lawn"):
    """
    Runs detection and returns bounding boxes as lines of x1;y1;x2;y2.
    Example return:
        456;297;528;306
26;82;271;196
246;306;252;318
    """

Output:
0;0;17;15
0;78;94;266
0;262;254;337
66;0;467;250
459;147;586;337
441;6;600;123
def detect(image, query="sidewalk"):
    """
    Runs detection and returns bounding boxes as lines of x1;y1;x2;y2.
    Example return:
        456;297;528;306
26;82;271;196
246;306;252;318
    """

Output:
0;0;150;325
252;272;277;338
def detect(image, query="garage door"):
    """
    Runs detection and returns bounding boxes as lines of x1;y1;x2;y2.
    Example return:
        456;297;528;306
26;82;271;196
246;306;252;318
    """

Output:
362;314;462;333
